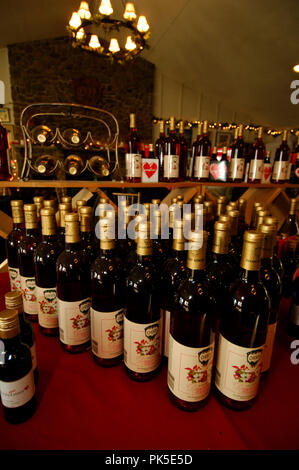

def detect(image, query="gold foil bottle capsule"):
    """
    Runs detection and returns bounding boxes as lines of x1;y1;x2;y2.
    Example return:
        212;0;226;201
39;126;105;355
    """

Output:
240;230;264;271
0;309;20;339
59;203;71;229
79;206;93;232
40;207;56;236
212;221;231;255
24;204;38;229
187;230;208;270
173;219;185;251
99;217;115;250
11;200;24;224
258;224;276;259
5;291;23;314
136;222;152;256
64;213;80;244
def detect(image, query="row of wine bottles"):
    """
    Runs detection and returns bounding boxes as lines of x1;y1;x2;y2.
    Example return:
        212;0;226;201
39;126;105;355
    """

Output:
125;114;299;183
1;193;298;423
31;153;110;177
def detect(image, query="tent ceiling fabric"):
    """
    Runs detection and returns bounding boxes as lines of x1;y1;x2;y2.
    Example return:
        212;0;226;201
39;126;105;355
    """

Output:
0;0;298;127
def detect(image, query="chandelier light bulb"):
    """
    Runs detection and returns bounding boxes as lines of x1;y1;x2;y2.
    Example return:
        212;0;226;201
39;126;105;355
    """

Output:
78;2;91;19
76;28;85;40
137;16;149;33
123;2;137;21
109;38;120;53
89;34;101;49
69;12;82;29
125;36;137;51
99;0;113;16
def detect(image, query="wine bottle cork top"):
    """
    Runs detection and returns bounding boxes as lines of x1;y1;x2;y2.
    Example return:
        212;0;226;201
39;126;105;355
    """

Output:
0;309;20;339
5;291;23;310
10;200;23;207
44;200;56;208
65;213;78;223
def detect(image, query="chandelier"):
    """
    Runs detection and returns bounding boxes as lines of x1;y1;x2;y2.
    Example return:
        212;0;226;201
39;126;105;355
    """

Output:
67;1;150;64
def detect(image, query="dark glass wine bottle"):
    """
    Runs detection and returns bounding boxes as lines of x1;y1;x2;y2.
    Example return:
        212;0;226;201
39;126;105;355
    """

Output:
178;120;188;181
125;113;142;183
263;216;284;281
261;150;272;184
228;125;245;183
155;120;166;182
35;207;62;336
19;204;41;322
79;205;98;264
124;222;162;381
164;117;180;182
227;208;242;269
272;130;290;183
56;213;91;353
189;122;202;181
193;120;211;182
280;198;298;238
91;218;125;367
0;309;36;424
249;127;265;183
214;231;270;410
5;291;38;383
216;196;226;218
6;200;25;292
168;231;215;411
237;198;248;236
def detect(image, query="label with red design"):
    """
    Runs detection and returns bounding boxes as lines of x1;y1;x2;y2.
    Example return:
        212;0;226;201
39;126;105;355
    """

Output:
125;153;142;178
228;158;245;179
194;156;210;179
161;309;171;357
164;155;179;179
262;321;277;373
261;163;272;183
0;371;35;408
8;267;21;291
215;334;263;401
36;286;58;329
91;307;124;359
57;297;91;345
124;317;162;373
272;160;288;181
168;335;214;402
30;344;38;372
21;276;38;315
249;159;263;180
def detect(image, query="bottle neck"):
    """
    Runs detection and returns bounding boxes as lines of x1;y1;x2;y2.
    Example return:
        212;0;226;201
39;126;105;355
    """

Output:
42;233;57;243
172;248;185;260
100;247;114;257
65;241;81;251
1;334;21;349
187;267;205;281
13;222;25;230
25;227;39;237
212;252;229;262
240;268;260;282
137;253;153;264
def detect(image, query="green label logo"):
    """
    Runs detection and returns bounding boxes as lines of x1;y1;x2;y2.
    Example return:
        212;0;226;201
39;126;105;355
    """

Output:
115;309;124;325
247;349;263;367
44;289;56;303
25;279;35;290
144;323;159;341
9;269;18;280
198;347;213;366
79;299;91;315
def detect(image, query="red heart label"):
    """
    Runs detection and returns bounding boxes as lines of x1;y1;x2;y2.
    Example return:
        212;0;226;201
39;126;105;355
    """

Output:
143;162;157;178
263;167;272;179
210;163;220;180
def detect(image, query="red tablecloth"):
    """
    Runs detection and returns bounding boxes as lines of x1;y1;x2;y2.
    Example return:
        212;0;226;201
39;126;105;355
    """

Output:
0;272;298;451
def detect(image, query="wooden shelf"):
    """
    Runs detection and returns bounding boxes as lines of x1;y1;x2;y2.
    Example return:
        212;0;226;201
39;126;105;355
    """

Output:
0;180;298;189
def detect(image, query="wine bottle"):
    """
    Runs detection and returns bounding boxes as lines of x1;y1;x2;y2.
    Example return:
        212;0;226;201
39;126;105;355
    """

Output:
62;128;81;145
0;309;36;424
32;125;54;145
263;216;284;281
91;218;125;367
125;113;142;183
56;213;91;353
155;120;166;182
88;155;110;177
281;239;297;299
189;123;202;181
290;153;299;184
164;117;180;182
19;204;41;322
226;209;243;269
168;231;215;411
34;155;58;175
161;220;186;360
79;205;98;264
33;196;44;228
193;120;211;182
280;198;298;238
238;198;248;235
256;209;269;231
178;120;188;180
261;151;272;184
258;224;282;376
228;125;245;183
6;200;25;292
287;274;299;338
249;127;265;183
216;196;226;217
76;199;87;215
0;122;12;181
63;155;85;176
272;130;290;183
214;231;270;410
35;207;62;336
124;222;162;381
251;202;263;229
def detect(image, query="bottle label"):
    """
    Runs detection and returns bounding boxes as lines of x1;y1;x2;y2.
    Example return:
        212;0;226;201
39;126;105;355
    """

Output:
272;161;288;181
194;156;210;179
57;297;91;346
30;344;37;371
167;335;214;402
262;321;277;373
161;309;171;357
125;153;142;178
8;267;21;291
124;316;162;373
163;155;179;179
215;334;263;401
36;286;58;329
228;158;245;179
249;160;263;180
286;162;292;180
261;163;272;183
0;371;35;408
290;303;299;326
20;276;38;315
91;307;124;359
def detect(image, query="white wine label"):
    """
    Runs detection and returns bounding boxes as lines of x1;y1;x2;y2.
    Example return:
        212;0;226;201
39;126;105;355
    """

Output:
272;160;288;181
161;309;171;357
0;371;35;408
164;155;179;179
30;344;37;371
215;334;263;401
261;163;272;183
228;158;245;180
124;316;162;373
194;156;210;179
36;286;58;329
57;297;91;346
125;153;142;178
91;307;124;359
249;160;263;180
21;276;38;315
262;321;277;373
286;162;292;180
290;303;299;326
168;335;214;402
8;267;21;291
